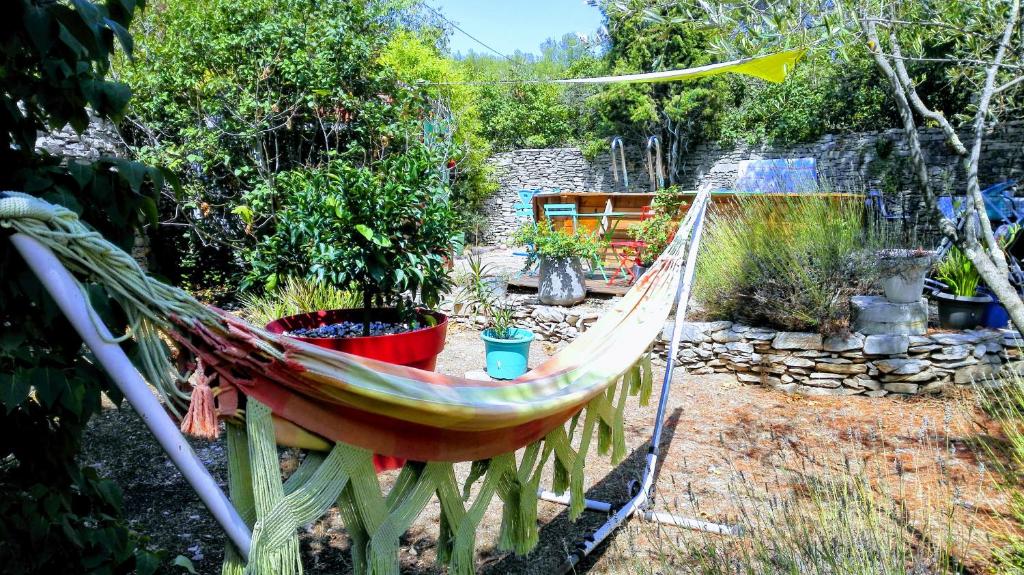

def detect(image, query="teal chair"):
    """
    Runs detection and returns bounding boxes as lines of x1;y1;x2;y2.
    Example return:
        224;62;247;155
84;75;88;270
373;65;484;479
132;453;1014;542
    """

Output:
542;203;579;231
512;201;538;277
540;203;608;281
514;202;535;221
517;188;539;205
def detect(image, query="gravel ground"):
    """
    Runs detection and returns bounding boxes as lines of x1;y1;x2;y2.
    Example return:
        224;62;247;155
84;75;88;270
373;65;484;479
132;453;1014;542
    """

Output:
81;322;1008;574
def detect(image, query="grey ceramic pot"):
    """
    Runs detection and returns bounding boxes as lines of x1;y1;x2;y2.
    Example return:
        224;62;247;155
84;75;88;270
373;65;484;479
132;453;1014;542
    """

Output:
538;255;586;306
877;249;933;303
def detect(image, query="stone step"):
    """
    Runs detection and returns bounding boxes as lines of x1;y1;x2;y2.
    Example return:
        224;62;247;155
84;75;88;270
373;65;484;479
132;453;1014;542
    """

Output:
852;295;927;335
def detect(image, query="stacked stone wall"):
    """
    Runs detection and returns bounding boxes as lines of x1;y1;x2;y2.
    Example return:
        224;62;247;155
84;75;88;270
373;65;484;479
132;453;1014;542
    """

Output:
483;122;1024;245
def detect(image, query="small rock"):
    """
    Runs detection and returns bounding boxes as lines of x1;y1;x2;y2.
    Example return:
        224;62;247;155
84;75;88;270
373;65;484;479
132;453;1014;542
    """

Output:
783;356;815;368
725;341;754;354
880;369;937;383
736;373;761;383
932;345;971;361
921;380;950;394
531;306;565;323
873;358;929;375
823;333;864;352
883;382;920;394
712;329;744;343
863;335;910;355
815;362;868;375
954;364;998;384
864;390;888;398
930;332;980;345
772;332;824;350
745;328;777;341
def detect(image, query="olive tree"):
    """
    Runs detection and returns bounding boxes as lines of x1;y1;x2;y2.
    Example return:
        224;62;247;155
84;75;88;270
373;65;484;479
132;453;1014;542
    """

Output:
649;0;1024;333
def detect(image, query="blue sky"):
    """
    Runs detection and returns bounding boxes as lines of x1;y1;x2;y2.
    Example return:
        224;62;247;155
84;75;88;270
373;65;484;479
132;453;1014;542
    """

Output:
429;1;605;57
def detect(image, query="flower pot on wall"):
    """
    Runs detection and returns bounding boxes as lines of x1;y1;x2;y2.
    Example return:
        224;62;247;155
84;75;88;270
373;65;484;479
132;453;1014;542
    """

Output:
538;255;586;306
877;249;933;303
934;291;992;330
481;327;534;380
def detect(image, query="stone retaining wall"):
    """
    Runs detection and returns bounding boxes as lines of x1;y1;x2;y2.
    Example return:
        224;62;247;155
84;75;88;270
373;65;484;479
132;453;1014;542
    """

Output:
444;293;1021;397
482;122;1024;246
654;321;1021;397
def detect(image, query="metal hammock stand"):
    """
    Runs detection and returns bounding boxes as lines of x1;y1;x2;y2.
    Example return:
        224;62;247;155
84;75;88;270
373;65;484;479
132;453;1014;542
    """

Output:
7;189;737;571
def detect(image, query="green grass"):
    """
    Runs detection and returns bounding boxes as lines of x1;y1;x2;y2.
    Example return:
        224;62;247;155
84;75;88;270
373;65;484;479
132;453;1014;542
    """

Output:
974;363;1024;571
236;276;359;327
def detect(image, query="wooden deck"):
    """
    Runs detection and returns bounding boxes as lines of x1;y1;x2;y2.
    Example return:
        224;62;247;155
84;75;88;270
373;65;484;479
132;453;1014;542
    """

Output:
507;274;633;297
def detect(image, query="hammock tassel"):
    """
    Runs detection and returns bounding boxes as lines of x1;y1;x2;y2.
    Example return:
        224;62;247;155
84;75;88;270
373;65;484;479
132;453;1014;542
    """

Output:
181;361;219;439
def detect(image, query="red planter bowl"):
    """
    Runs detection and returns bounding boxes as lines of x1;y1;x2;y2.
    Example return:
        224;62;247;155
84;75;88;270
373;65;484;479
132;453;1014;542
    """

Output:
265;308;448;371
265;308;449;471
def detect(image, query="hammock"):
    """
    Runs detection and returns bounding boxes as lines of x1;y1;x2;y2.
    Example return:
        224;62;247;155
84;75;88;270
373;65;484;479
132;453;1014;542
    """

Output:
1;190;711;574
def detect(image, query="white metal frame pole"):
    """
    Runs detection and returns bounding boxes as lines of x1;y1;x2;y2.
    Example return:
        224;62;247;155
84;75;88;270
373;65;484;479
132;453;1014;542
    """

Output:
549;191;740;573
9;233;252;560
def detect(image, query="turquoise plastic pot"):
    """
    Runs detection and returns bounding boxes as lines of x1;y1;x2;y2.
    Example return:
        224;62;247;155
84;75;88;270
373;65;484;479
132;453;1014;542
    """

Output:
481;327;534;380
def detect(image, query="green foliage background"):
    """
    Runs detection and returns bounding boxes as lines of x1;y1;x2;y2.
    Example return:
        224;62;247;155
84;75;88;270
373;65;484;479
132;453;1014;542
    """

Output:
0;0;184;572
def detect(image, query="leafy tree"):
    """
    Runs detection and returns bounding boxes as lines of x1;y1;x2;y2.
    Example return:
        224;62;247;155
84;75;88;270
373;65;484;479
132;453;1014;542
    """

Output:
240;142;459;333
459;35;603;151
0;0;180;572
678;0;1024;343
588;0;731;181
378;29;497;208
116;0;436;294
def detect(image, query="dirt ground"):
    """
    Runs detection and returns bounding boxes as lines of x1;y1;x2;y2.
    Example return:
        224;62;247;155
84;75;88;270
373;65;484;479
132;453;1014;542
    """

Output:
81;320;1012;574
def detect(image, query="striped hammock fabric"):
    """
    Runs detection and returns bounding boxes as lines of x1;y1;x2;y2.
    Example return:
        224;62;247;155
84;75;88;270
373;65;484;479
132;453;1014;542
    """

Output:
0;189;710;574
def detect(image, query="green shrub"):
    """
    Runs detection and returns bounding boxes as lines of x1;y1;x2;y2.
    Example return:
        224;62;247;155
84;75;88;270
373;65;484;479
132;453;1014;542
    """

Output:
694;195;873;334
0;0;186;571
511;219;605;269
629;214;676;267
240;142;459;331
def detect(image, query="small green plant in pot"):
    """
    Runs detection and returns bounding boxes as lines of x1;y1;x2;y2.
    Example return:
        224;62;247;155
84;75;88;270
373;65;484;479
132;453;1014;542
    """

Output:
512;220;605;306
933;245;992;329
453;253;508;316
480;300;534;380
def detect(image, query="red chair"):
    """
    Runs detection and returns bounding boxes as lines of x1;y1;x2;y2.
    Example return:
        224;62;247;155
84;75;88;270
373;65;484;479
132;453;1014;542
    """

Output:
608;206;655;285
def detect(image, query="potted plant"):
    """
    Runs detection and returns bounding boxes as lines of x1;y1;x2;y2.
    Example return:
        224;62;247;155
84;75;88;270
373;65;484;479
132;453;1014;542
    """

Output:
877;247;934;303
242;142;460;371
932;245;992;329
512;220;604;306
627;213;676;278
453;253;508;316
480;300;534;380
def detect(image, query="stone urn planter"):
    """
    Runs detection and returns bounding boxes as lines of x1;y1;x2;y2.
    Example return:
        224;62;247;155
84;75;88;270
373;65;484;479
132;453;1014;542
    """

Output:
934;291;992;329
877;249;933;303
538;255;586;306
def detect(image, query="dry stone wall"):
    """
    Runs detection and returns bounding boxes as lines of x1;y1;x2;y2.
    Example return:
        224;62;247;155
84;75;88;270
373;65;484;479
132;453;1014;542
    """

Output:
657;322;1020;397
482;122;1024;246
36;114;125;161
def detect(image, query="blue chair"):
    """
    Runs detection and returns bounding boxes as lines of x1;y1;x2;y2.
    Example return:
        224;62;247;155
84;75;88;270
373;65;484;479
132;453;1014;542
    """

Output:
542;203;579;232
982;180;1018;223
517;188;539;205
512;202;538;277
865;189;905;222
